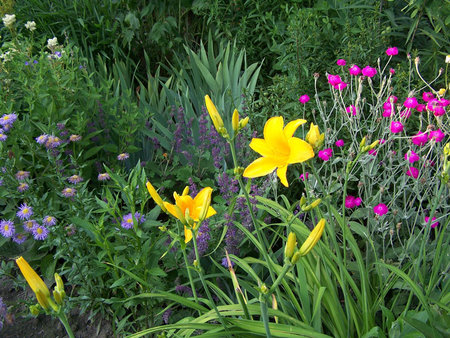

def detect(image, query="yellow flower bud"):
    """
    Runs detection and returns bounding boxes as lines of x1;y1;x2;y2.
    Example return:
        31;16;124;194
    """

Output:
444;142;450;156
299;195;307;207
239;116;249;129
146;181;167;212
205;95;225;134
298;219;326;256
29;304;41;316
284;232;297;259
438;88;446;97
291;251;301;265
198;187;213;222
368;140;380;150
305;123;324;150
359;137;366;150
232;109;239;132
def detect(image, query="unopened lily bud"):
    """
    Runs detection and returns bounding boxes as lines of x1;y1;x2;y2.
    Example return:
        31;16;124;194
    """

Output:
302;198;322;212
193;260;199;268
174;205;186;225
158;226;167;232
53;273;65;305
232;109;239;131
368;140;379;150
239;116;249;129
234;166;244;176
291;251;301;265
184;208;195;227
198;187;213;222
359;137;366;151
284;232;297;259
299;196;307;207
298;219;326;256
36;289;51;311
205;95;225;134
29;304;40;316
260;283;269;294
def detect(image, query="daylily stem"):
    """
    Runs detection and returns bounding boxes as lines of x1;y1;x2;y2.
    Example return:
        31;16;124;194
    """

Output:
57;311;75;338
260;296;272;338
181;246;200;312
268;263;292;295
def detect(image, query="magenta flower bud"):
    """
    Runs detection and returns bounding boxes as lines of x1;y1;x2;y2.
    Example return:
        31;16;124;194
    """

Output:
337;59;346;66
412;131;428;146
318;148;333;161
362;66;377;77
298;94;310;104
382;109;393;117
349;64;361;76
404;150;420;163
425;216;439;228
373;203;388;216
299;172;309;181
389;68;395;74
403;97;418;109
386;47;398;56
406;167;419;179
390;121;404;133
346;105;357;116
368;149;377;156
428;129;445;142
379;138;386;145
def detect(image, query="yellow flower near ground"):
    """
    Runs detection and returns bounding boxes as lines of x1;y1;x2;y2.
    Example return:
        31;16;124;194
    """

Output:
243;116;314;187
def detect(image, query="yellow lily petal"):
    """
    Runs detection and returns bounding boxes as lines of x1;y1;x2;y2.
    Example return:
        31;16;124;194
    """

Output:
243;157;278;178
184;226;193;243
276;165;289;187
146;181;167;212
164;202;180;220
263;117;289;155
287;138;315;164
284;119;307;138
182;186;189;196
249;138;278;158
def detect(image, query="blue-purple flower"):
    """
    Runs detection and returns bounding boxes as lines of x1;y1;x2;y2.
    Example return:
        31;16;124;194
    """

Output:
17;203;33;220
23;220;38;233
42;216;57;227
32;225;49;240
0;220;15;238
0;113;17;126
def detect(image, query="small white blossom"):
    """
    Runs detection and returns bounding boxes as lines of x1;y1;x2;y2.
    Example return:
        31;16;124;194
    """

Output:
2;14;16;28
25;21;36;31
47;37;58;50
446;55;450;64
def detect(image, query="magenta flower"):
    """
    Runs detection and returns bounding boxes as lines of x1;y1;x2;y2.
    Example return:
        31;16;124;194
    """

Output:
299;172;309;181
15;170;30;181
373;203;388;216
422;92;434;102
428;129;445;142
416;104;426;112
400;109;412;118
345;196;356;208
16;203;33;220
368;149;377;156
433;106;446;117
0;220;15;238
406;167;419;179
379;138;386;145
33;225;49;240
328;74;342;86
425;216;439;228
98;173;111;181
62;187;76;197
383;101;393;110
386;47;398;56
403;97;418;109
362;66;377;77
336;59;346;66
412;131;428;146
354;197;362;207
389;68;395;74
335;139;344;147
68;175;83;184
117;153;129;161
298;95;310;104
388;95;398;103
383;109;393;117
333;82;348;90
349;64;361;76
404;150;420;163
318;148;333;161
17;182;29;192
390;121;404;133
346;105;357;116
42;216;57;227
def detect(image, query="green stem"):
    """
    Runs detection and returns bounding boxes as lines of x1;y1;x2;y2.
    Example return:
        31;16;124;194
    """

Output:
57;311;75;338
181;246;199;309
260;297;272;338
191;228;230;336
268;263;292;295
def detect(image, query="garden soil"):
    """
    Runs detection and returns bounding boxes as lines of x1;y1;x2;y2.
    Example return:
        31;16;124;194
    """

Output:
0;277;113;338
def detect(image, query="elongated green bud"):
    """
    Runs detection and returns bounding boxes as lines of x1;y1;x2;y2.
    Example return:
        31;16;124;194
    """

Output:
298;219;326;256
299;196;307;207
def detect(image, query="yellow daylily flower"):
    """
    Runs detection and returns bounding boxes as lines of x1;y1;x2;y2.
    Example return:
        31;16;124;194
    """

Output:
16;256;55;311
305;123;325;151
164;186;216;243
243;116;314;187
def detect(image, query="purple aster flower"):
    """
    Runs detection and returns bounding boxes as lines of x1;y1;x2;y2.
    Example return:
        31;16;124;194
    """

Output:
0;133;6;142
0;220;15;238
62;187;76;197
45;136;62;149
42;216;57;226
121;213;135;229
54;51;62;58
175;284;193;296
32;225;49;240
0;113;17;126
134;212;145;224
69;134;82;142
98;173;110;181
23;219;38;232
67;175;83;184
16;203;33;220
35;134;48;145
117;153;129;161
12;233;27;244
15;170;30;181
17;182;29;192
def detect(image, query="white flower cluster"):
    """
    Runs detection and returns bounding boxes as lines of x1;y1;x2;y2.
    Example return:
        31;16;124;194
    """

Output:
2;14;16;28
47;37;58;50
25;21;36;31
